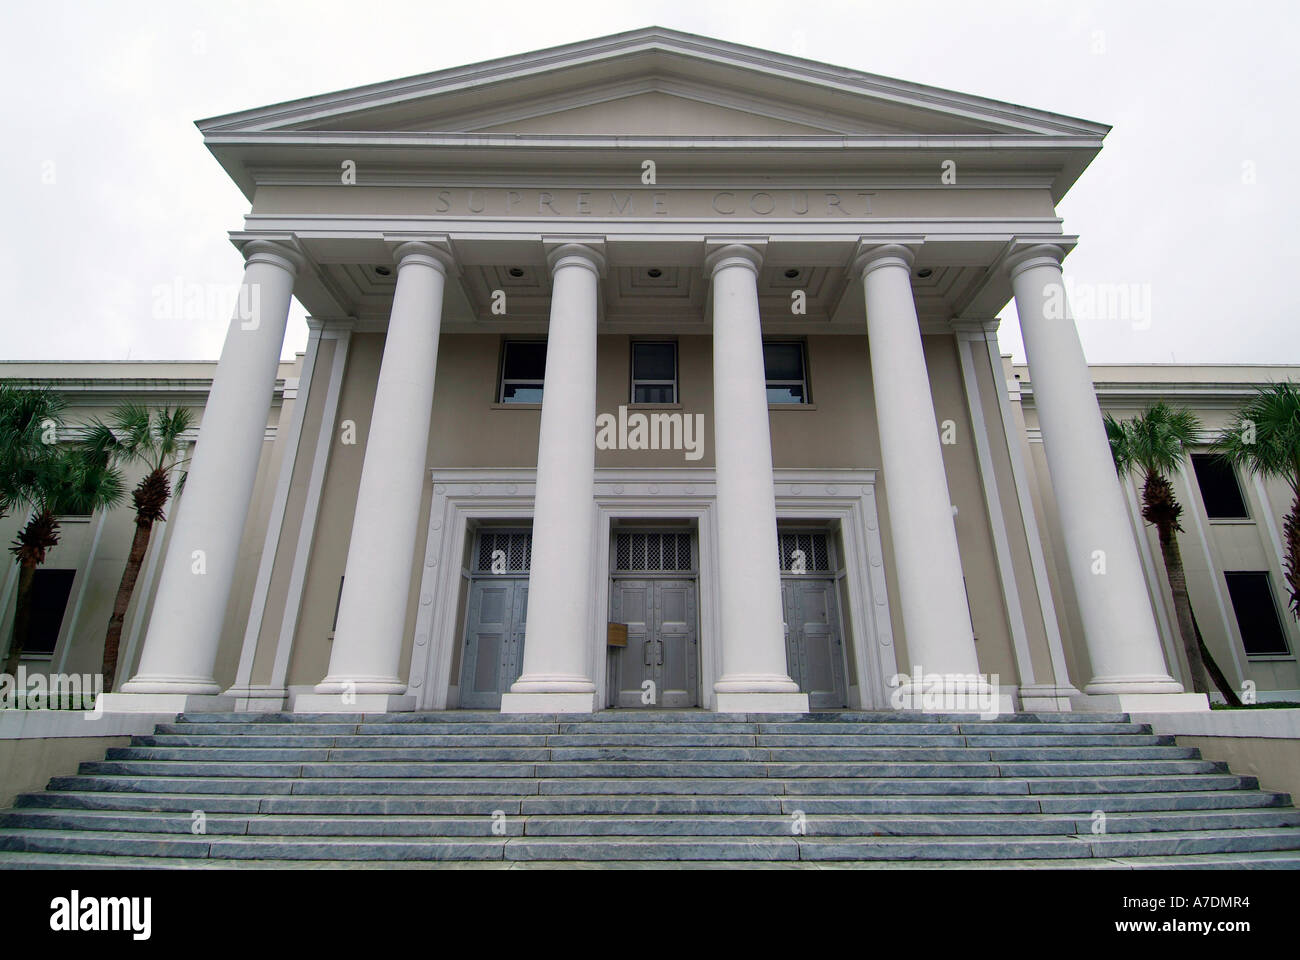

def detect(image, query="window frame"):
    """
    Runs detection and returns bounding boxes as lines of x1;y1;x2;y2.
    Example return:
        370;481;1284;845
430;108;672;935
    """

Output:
1190;452;1251;521
629;339;679;405
497;339;547;404
1223;570;1293;659
762;339;810;405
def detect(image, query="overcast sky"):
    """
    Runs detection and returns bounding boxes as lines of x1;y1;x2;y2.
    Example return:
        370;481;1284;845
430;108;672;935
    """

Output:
2;0;1296;367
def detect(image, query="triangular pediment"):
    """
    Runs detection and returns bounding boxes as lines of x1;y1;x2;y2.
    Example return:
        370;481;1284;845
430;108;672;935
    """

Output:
199;28;1109;140
467;90;846;137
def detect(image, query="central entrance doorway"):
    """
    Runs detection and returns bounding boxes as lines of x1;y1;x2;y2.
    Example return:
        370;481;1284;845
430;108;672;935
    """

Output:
608;529;700;708
458;528;531;709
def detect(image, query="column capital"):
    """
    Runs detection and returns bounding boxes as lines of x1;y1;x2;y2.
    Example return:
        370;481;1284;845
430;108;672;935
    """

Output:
950;318;1002;342
305;316;358;338
544;239;606;277
238;238;306;277
1004;242;1069;280
384;236;454;275
704;240;765;277
851;241;921;280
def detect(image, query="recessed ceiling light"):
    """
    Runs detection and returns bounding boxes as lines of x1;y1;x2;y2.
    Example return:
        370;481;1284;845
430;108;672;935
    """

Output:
508;267;525;278
916;268;934;279
375;266;392;277
784;268;800;279
647;268;663;278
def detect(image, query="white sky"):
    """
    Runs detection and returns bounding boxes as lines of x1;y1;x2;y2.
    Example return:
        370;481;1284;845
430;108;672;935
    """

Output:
2;0;1296;366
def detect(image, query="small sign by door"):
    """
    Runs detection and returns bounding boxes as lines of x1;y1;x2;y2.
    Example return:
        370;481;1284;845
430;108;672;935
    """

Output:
607;622;629;647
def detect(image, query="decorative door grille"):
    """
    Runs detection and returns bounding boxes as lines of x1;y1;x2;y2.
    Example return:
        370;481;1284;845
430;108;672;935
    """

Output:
614;531;693;573
777;532;831;573
475;531;533;573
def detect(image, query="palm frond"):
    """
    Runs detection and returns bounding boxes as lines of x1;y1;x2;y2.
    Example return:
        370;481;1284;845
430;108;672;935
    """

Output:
110;401;154;457
1105;402;1200;479
0;384;66;516
1104;413;1131;476
79;419;125;464
152;406;194;462
45;445;126;516
1215;381;1300;493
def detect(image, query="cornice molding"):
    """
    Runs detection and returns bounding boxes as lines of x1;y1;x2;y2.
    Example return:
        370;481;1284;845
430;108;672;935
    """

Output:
1019;379;1297;408
197;28;1109;139
0;376;293;407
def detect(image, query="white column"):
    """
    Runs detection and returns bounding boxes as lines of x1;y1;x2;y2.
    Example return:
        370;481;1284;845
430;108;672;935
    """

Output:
857;244;991;711
107;240;302;712
500;242;604;714
301;242;451;713
706;243;807;714
1008;244;1192;709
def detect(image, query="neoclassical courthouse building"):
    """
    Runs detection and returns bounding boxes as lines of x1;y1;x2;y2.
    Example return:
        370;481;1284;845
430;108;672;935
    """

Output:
5;29;1298;719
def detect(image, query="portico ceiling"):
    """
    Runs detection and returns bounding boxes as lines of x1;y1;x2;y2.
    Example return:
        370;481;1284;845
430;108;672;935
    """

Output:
286;234;1003;333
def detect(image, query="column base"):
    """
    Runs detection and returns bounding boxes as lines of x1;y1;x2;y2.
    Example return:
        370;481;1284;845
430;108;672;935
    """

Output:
1084;674;1185;695
223;684;288;714
713;692;809;714
1018;683;1083;713
312;675;407;696
1072;692;1210;714
97;692;236;715
119;674;223;696
293;693;417;714
500;692;598;714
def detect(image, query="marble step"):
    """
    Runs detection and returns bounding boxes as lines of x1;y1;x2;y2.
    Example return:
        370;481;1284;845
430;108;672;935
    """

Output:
16;787;1290;817
6;807;1297;839
173;711;1136;724
75;758;1227;780
43;771;1260;798
4;849;1299;870
4;827;1297;861
158;719;1153;737
132;732;1176;749
102;744;1200;763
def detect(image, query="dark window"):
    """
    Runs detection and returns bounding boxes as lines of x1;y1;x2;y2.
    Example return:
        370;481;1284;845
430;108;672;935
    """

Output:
763;341;808;404
631;341;677;404
1224;571;1291;656
499;341;547;403
1191;454;1249;520
24;569;76;656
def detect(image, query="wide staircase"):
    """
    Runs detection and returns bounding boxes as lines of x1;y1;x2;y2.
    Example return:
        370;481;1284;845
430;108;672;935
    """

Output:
2;710;1299;868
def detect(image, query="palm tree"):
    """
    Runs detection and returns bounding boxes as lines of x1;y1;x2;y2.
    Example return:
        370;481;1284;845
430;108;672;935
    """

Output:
1216;381;1300;619
1;383;67;676
83;403;192;691
1106;401;1229;700
4;441;125;677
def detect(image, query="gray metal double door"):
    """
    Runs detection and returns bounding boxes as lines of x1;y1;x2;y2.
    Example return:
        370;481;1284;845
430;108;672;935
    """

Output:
610;578;699;708
459;577;529;709
781;577;848;710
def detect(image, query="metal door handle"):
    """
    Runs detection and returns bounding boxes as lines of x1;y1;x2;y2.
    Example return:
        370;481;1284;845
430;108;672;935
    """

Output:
656;640;664;665
643;640;653;666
